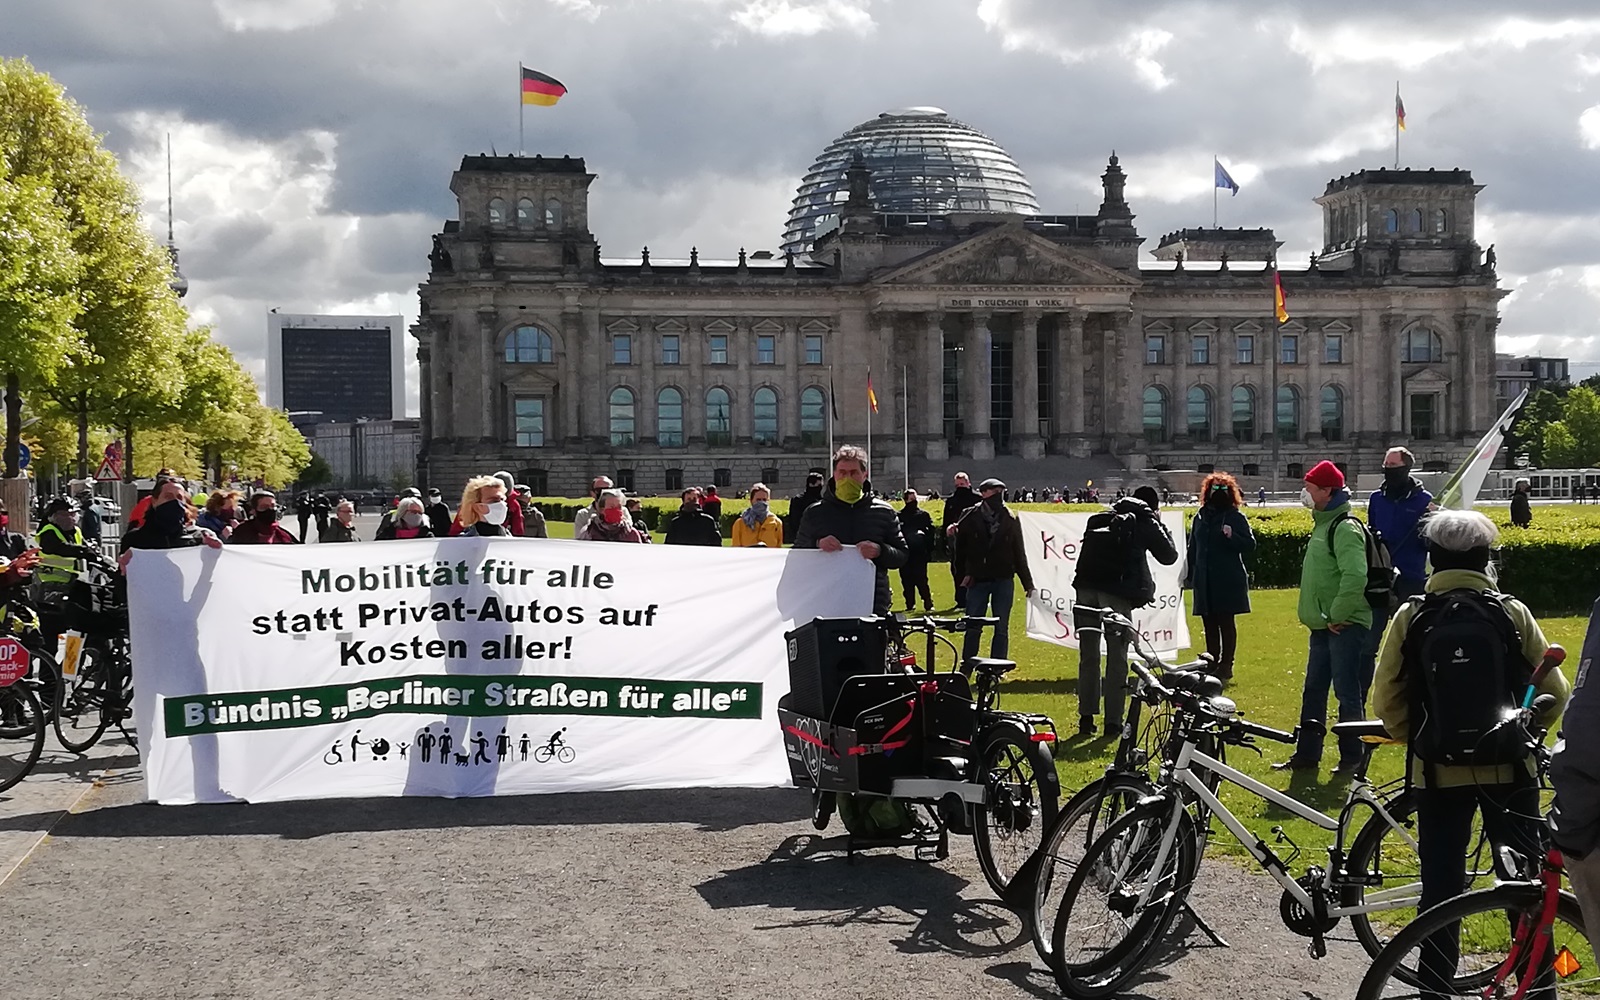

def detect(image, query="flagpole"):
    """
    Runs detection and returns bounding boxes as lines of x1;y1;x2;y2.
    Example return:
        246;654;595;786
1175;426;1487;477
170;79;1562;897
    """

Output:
902;364;910;493
1394;81;1400;169
1213;156;1218;228
519;63;525;157
826;365;835;461
866;367;872;477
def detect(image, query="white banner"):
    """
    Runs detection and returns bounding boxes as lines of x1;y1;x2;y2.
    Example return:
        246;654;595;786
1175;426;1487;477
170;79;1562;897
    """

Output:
1018;511;1191;654
127;539;873;805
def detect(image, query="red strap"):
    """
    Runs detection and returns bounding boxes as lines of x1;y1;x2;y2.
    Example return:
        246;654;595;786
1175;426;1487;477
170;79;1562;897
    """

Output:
783;725;838;758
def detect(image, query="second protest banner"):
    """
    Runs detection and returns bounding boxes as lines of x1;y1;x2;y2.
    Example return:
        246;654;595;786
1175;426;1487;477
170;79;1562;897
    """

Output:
128;539;873;805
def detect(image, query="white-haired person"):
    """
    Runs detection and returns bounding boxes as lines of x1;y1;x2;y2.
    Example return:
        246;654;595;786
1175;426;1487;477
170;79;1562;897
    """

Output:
451;476;514;537
375;497;435;540
1371;508;1569;992
579;489;647;543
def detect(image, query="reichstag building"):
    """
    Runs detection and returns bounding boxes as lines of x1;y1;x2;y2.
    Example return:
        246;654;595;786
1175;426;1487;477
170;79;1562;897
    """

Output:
413;107;1501;495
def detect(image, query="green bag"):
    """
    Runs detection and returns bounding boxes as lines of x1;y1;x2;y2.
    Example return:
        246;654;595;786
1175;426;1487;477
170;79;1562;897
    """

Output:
837;794;917;838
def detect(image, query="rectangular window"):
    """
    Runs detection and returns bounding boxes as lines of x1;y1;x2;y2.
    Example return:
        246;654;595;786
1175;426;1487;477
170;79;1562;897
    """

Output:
756;334;776;365
612;334;632;365
1324;333;1344;364
1236;335;1254;365
761;467;779;487
713;467;732;488
1190;335;1210;365
1410;394;1435;440
1280;335;1299;365
664;468;683;492
804;334;823;365
514;397;545;447
660;335;680;365
709;335;728;365
1145;335;1166;365
614;469;635;492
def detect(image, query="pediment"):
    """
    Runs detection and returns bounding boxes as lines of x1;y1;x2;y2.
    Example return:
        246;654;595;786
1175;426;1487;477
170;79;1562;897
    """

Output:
654;318;688;333
1404;368;1451;389
502;367;559;391
605;318;640;333
751;319;784;334
798;319;832;334
1188;320;1218;334
874;223;1140;288
1143;321;1173;335
1233;320;1264;335
1322;320;1353;334
1281;321;1306;335
703;319;737;334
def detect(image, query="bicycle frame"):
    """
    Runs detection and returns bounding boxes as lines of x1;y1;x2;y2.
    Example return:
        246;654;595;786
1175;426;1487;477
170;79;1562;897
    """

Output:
1127;732;1422;919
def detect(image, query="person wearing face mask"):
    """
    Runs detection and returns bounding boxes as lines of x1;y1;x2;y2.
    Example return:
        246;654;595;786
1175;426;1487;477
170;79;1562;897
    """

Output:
376;497;436;540
1367;447;1433;603
36;496;103;589
0;501;29;562
732;483;783;548
1276;460;1373;773
572;476;615;537
896;489;936;612
452;476;514;537
664;487;723;546
942;471;980;608
119;479;224;564
1184;471;1257;682
785;472;825;545
580;489;648;542
229;491;301;544
423;488;453;536
952;478;1036;663
514;485;548;538
623;498;652;541
319;499;360;542
195;490;241;541
793;444;908;616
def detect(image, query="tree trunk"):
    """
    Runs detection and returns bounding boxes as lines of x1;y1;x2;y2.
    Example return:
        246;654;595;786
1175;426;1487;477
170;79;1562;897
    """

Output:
123;424;134;483
3;373;19;479
76;392;89;480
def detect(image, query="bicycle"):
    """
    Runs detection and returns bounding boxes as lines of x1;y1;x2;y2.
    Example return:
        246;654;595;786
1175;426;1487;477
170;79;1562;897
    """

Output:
1029;606;1231;966
51;558;134;753
1047;643;1521;998
0;597;47;793
533;742;575;763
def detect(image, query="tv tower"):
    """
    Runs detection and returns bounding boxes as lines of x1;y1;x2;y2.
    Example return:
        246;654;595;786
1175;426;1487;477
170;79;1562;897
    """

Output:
166;132;188;299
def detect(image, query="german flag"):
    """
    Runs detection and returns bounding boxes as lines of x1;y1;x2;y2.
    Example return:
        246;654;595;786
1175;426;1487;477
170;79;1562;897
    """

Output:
1273;270;1289;324
867;370;879;414
522;67;566;107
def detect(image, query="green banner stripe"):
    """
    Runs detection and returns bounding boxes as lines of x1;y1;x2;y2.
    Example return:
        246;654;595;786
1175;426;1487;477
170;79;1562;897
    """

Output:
163;674;763;736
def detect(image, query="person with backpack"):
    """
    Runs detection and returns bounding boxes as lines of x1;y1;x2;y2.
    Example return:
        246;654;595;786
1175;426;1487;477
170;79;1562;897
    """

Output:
1071;491;1178;737
1551;592;1600;957
1277;461;1375;773
1185;471;1257;682
1372;510;1568;984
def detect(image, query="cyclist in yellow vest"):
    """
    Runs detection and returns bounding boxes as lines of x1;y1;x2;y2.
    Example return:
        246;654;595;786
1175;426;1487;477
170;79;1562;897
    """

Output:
36;496;101;587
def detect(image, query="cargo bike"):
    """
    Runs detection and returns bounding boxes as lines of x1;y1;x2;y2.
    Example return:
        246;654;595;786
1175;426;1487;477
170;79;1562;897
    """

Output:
777;613;1061;898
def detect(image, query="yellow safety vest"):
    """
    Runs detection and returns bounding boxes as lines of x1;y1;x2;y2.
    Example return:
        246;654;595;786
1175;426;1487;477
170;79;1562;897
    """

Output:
35;523;84;586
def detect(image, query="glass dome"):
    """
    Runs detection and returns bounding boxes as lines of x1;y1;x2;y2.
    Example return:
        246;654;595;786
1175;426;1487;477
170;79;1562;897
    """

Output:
782;107;1041;253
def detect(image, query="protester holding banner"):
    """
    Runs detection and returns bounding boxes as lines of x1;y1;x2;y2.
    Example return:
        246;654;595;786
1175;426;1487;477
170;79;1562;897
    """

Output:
572;476;614;537
732;484;783;548
580;489;648;542
227;492;300;545
952;478;1034;662
375;498;434;540
1185;471;1256;682
664;488;723;546
318;500;360;543
119;478;223;565
793;444;908;615
451;476;515;537
896;489;936;612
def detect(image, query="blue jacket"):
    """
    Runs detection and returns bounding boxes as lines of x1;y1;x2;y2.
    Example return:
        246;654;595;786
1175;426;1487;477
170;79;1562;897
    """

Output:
1551;595;1600;856
1367;478;1432;585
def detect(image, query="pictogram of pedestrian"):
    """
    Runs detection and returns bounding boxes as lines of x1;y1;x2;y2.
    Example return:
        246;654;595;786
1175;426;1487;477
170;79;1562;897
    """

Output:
495;727;511;762
416;728;436;763
471;731;491;764
438;727;453;765
398;742;409;759
518;733;531;761
349;730;367;762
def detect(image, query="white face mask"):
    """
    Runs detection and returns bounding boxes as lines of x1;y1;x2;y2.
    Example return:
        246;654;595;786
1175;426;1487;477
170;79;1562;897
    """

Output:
400;512;423;528
1299;488;1316;509
482;500;508;526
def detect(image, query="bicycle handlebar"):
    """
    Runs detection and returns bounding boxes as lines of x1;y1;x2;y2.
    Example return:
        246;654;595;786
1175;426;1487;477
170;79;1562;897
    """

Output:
1231;718;1298;745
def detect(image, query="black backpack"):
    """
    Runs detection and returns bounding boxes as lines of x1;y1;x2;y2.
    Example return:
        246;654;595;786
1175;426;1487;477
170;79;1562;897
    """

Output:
1400;589;1530;767
1328;512;1399;610
1075;510;1153;606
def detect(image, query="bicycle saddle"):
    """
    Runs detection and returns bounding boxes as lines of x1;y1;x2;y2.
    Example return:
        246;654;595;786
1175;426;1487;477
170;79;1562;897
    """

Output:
967;657;1017;676
1330;720;1392;741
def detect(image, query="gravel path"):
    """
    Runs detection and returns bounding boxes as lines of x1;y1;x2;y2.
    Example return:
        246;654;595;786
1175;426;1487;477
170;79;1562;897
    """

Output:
0;768;1381;1000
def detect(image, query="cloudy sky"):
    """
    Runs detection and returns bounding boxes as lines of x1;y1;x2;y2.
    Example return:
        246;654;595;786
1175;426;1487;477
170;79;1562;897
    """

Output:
12;0;1600;414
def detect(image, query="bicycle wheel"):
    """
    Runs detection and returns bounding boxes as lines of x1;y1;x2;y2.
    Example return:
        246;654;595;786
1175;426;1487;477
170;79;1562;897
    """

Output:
972;727;1061;898
1030;773;1156;965
54;642;111;753
1051;800;1199;999
533;745;553;763
0;684;47;793
1344;787;1503;973
556;745;574;763
1357;883;1595;998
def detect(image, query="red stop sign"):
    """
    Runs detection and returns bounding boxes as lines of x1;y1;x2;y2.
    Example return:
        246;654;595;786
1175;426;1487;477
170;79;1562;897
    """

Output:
0;637;28;687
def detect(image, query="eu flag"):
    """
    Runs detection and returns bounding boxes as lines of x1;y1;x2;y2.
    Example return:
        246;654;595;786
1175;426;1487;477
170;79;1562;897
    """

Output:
1214;159;1239;196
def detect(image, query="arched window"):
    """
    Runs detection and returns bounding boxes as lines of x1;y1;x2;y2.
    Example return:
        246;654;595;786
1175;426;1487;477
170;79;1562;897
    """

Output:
488;198;507;226
1433;208;1448;234
800;387;827;447
705;387;732;446
1231;385;1256;442
516;198;535;227
656;388;683;448
1384;208;1398;234
1142;386;1168;445
1276;385;1301;441
545;198;563;229
1321;385;1345;442
503;326;553;363
1402;327;1443;363
1186;385;1212;442
608;387;635;447
752;387;779;446
1409;209;1423;233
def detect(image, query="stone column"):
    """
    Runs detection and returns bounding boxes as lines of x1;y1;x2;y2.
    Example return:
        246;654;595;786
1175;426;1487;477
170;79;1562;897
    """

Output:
783;318;801;445
961;311;995;460
924;312;948;459
417;341;433;444
1059;310;1088;456
639;316;657;444
687;318;705;442
431;317;453;442
1015;309;1043;459
1305;327;1323;442
1215;317;1234;444
733;317;752;443
477;308;498;442
1383;312;1404;435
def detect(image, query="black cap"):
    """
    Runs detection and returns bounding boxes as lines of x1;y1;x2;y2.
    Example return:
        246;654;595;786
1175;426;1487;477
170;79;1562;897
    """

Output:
978;478;1006;492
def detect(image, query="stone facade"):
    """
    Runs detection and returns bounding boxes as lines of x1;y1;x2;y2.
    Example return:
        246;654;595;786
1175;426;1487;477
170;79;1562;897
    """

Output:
414;154;1502;496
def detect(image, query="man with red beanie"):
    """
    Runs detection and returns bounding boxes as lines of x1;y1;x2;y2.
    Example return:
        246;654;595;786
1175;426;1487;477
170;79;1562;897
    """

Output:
1276;459;1375;774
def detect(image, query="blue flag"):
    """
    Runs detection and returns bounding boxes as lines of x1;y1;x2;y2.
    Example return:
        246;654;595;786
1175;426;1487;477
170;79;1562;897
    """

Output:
1214;159;1239;196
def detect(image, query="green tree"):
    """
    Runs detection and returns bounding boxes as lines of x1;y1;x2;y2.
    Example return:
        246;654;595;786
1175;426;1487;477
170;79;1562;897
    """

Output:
1560;385;1600;467
1512;388;1566;467
1543;421;1580;469
296;452;334;488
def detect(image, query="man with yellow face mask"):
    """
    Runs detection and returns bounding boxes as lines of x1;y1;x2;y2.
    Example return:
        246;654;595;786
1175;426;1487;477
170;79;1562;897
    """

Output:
793;444;909;615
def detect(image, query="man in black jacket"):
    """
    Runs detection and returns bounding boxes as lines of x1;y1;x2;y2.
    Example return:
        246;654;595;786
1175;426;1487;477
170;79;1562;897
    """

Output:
785;472;824;544
1071;494;1179;737
794;445;908;615
896;489;936;612
952;478;1034;662
942;471;979;607
663;488;722;546
1551;594;1600;951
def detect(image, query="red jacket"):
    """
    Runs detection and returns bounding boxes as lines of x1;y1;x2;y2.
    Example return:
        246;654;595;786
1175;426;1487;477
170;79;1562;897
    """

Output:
229;520;300;544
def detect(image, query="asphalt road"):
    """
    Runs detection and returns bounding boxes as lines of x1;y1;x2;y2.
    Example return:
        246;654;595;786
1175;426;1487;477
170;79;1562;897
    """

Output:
0;737;1380;1000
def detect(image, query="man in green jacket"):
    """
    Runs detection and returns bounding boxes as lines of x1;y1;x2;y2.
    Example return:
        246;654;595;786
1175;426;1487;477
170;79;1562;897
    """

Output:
1277;460;1374;773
